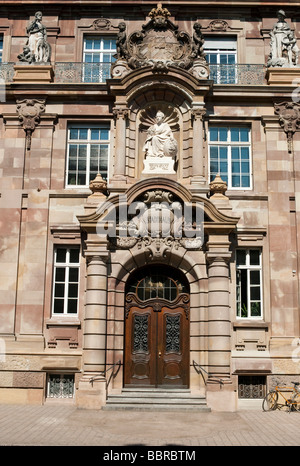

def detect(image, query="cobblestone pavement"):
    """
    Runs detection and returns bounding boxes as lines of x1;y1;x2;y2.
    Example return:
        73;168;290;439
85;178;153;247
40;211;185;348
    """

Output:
0;403;300;447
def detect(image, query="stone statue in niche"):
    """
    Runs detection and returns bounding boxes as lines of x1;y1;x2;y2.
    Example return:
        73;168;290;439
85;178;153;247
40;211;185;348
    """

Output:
141;109;178;174
143;111;177;158
18;11;51;64
268;10;299;67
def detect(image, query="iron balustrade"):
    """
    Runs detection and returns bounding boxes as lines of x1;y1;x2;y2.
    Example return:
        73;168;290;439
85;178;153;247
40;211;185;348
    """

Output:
209;64;266;85
54;62;112;83
0;62;266;85
0;63;15;83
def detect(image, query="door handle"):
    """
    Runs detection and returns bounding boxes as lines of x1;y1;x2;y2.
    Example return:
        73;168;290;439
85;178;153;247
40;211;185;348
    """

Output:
158;351;162;358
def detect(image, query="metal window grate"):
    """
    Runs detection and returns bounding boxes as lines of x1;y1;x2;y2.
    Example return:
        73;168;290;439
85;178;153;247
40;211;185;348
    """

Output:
238;375;266;399
47;374;74;399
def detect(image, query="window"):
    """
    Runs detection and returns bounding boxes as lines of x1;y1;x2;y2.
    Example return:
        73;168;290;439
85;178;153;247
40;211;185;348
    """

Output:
238;376;266;399
52;247;80;315
0;34;3;62
83;36;116;82
236;249;263;318
209;126;251;189
204;36;237;84
47;374;74;399
66;126;109;187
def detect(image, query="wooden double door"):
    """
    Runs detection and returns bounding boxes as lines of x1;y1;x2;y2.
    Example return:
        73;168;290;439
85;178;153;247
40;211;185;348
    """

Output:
124;293;190;388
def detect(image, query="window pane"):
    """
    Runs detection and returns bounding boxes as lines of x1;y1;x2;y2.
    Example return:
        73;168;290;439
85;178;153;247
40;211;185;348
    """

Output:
67;299;78;314
250;250;260;266
91;129;100;140
79;129;88;140
231;128;240;142
240;128;249;142
209;128;218;142
70;249;80;263
236;249;246;266
70;129;79;140
53;299;64;313
242;175;250;187
69;267;79;282
250;270;260;285
100;129;109;140
56;248;66;263
55;283;65;298
250;287;261;300
55;268;65;282
68;283;78;298
232;175;240;187
251;302;261;317
219;127;227;141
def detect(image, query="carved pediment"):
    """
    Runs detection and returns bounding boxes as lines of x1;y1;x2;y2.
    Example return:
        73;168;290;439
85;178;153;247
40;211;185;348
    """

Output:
111;4;209;77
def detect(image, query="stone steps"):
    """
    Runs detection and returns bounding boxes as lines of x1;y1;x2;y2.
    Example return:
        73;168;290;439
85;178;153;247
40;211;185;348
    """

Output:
102;388;211;411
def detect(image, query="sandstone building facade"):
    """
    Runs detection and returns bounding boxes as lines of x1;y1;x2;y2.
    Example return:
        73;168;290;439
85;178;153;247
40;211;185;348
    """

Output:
0;0;300;411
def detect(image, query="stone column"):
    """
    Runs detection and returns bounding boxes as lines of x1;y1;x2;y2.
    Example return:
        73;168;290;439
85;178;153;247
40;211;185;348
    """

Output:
76;246;109;409
205;248;236;411
83;252;108;373
206;252;232;381
112;107;129;180
191;106;206;182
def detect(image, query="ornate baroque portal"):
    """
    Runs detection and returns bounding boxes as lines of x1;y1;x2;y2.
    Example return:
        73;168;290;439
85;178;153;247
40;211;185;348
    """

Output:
77;5;240;410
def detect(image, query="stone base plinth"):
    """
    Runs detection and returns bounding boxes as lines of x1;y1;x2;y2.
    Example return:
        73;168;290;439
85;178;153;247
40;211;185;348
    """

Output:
76;374;106;410
266;67;300;86
142;156;175;174
206;380;237;412
13;64;54;83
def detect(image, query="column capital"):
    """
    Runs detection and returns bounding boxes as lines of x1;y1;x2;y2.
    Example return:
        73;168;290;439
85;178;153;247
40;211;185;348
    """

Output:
112;107;130;120
206;251;232;265
191;107;206;120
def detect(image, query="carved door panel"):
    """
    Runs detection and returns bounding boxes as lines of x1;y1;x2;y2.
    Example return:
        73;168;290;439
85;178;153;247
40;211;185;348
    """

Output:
157;304;189;388
124;304;156;386
124;294;189;388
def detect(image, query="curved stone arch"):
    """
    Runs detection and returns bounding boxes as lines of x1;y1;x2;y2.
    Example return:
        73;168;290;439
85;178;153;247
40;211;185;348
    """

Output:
107;244;208;390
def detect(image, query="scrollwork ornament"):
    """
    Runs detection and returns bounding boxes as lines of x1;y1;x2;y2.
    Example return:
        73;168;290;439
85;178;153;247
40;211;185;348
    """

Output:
16;98;46;150
274;101;300;153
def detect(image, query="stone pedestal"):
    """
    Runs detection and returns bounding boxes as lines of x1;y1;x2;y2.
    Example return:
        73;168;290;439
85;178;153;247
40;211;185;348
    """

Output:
76;375;107;410
142;156;175;174
13;64;54;83
266;67;300;86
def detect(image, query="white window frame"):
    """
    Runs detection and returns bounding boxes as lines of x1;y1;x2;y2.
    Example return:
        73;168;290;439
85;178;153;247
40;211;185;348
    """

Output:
83;35;116;83
66;124;110;188
52;246;80;316
208;125;252;190
204;36;237;84
236;249;263;319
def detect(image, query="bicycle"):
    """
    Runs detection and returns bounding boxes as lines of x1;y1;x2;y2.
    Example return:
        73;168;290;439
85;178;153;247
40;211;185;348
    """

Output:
262;381;300;412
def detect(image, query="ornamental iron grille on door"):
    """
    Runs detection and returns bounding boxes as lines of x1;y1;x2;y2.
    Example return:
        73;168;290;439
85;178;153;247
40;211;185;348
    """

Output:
124;267;190;388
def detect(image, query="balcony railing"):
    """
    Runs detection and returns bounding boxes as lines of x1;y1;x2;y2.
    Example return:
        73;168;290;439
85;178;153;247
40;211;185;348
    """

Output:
0;63;15;83
0;62;267;85
209;64;266;85
54;62;112;84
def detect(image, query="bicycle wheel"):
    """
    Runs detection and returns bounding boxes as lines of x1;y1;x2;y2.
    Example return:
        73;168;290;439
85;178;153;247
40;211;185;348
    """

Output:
290;393;300;412
262;391;278;411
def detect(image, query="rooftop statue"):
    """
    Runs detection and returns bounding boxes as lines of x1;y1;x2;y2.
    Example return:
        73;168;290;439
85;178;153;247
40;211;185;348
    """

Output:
268;10;299;67
18;11;51;64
